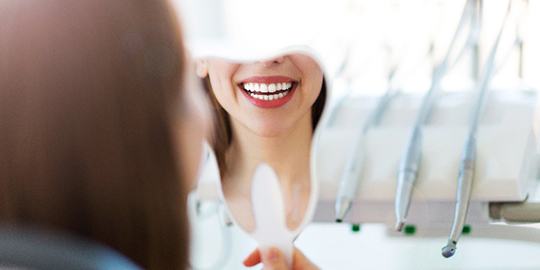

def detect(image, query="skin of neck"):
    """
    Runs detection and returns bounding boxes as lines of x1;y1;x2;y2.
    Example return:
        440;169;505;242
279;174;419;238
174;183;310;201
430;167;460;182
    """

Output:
224;111;313;195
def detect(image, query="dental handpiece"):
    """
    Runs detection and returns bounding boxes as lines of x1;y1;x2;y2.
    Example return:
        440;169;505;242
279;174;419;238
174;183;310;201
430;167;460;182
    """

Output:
442;0;514;258
395;127;422;231
394;0;476;231
335;88;397;222
393;74;443;231
394;63;457;231
335;139;366;223
442;136;476;258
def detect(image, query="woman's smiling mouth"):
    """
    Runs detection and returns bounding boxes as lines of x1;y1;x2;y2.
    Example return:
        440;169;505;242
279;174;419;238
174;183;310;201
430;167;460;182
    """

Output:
238;76;298;108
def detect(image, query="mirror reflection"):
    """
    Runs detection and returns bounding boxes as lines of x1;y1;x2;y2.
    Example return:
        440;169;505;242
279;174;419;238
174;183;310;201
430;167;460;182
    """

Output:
196;53;326;232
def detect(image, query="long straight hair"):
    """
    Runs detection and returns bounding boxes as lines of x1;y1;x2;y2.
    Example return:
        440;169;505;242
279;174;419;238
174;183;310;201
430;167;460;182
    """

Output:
0;0;189;269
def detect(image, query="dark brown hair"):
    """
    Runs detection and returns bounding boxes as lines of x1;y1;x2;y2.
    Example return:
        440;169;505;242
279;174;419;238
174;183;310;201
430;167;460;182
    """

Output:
0;0;188;269
205;76;327;174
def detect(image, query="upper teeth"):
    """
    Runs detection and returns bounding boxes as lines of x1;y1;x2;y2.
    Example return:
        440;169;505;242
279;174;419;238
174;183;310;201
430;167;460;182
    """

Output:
243;82;292;93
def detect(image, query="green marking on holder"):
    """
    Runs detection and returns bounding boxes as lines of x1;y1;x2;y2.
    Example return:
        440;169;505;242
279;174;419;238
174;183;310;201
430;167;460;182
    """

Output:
462;224;472;235
351;224;361;233
404;224;416;235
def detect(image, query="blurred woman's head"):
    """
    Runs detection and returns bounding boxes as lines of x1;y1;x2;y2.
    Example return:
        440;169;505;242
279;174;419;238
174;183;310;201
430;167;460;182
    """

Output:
0;0;207;268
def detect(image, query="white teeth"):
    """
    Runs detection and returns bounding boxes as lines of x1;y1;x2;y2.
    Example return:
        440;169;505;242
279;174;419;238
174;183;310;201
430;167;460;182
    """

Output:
242;82;293;93
249;92;289;101
243;81;293;103
268;83;276;93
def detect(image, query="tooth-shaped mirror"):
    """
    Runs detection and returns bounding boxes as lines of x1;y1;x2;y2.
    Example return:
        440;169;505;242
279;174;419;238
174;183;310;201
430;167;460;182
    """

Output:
195;52;328;257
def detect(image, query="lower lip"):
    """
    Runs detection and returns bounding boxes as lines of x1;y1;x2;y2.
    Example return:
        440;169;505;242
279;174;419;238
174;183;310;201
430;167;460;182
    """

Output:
239;85;296;109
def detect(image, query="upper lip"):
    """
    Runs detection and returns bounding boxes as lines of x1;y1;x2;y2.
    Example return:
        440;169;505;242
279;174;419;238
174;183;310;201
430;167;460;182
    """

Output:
238;75;297;84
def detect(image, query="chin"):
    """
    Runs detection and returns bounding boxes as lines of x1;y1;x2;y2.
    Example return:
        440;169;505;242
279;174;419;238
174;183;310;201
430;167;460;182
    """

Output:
248;121;292;138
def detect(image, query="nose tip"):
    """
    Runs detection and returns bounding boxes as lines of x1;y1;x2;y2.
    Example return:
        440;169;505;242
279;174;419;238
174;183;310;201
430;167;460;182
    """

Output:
260;56;285;66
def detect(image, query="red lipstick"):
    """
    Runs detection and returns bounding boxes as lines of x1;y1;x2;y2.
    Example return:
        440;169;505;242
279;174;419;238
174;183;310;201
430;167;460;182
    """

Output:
238;76;298;109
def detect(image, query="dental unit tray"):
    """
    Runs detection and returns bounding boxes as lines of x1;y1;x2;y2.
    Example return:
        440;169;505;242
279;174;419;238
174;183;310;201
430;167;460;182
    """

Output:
313;89;540;232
